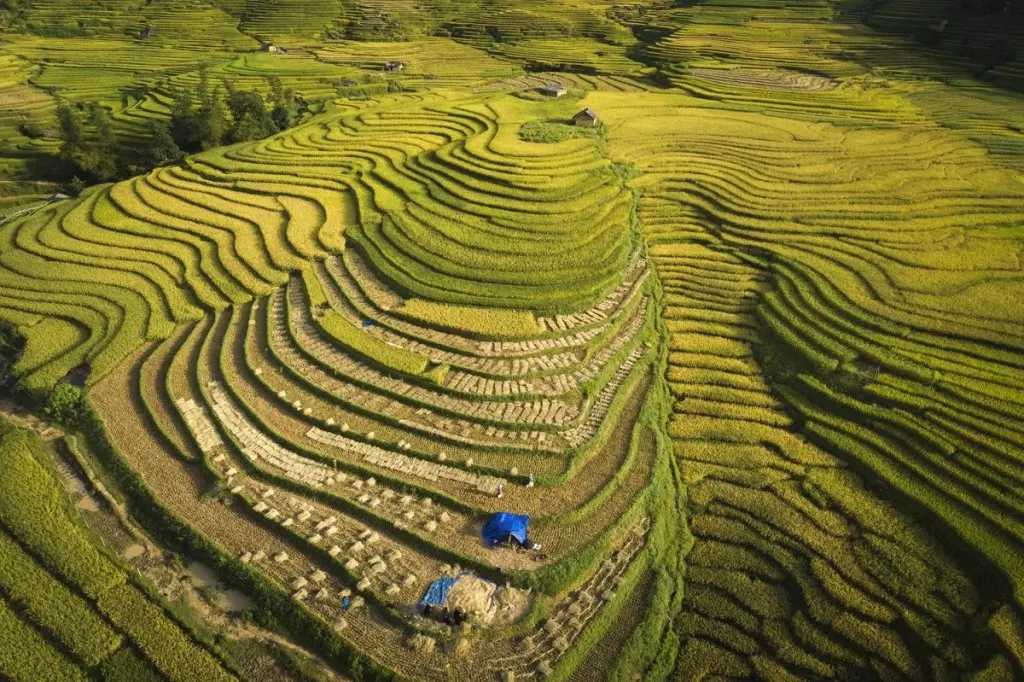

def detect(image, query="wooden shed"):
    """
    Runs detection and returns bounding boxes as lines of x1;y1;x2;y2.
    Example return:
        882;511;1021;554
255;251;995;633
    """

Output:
572;108;599;127
541;83;567;97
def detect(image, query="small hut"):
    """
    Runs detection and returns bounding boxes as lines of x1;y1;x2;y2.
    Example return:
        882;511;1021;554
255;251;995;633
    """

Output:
385;60;405;72
541;82;567;97
572;108;599;127
260;41;282;54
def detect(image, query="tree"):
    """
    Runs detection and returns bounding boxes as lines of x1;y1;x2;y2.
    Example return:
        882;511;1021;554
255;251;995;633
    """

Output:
227;89;275;142
0;0;23;31
81;104;118;180
267;76;299;131
55;101;117;182
91;103;115;149
981;39;1017;70
49;73;300;192
169;86;201;152
0;319;25;394
196;66;211;108
56;101;85;165
68;176;86;196
146;121;183;166
198;84;229;149
44;383;84;428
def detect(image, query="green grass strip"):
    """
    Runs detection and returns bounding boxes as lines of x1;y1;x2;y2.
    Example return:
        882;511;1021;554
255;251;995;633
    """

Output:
0;422;124;598
0;593;87;682
0;528;122;667
397;297;542;337
99;647;163;682
303;272;444;380
96;583;235;682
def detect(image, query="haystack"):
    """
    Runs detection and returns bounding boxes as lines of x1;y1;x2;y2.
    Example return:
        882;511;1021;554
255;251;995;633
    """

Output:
446;574;496;617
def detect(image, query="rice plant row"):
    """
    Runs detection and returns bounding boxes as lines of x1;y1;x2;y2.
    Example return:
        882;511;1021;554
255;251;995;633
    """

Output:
588;8;1024;671
0;418;236;681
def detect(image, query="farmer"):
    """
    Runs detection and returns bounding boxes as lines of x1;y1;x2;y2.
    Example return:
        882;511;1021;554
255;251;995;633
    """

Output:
341;595;351;612
527;473;535;488
496;483;504;499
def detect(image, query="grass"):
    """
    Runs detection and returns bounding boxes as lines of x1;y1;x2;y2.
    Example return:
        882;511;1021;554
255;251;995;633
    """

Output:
518;118;605;144
96;583;235;682
99;647;163;682
0;594;88;682
0;417;238;681
0;421;125;597
0;528;122;667
316;309;436;378
299;268;441;379
396;298;542;338
0;89;639;392
589;2;1024;676
74;123;670;678
0;0;1021;679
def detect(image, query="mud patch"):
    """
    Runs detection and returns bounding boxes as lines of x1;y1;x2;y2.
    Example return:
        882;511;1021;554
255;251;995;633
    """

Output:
123;544;146;560
75;495;100;512
187;561;253;612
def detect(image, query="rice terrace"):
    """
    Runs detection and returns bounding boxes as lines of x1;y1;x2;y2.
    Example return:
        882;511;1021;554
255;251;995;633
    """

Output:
0;0;1022;680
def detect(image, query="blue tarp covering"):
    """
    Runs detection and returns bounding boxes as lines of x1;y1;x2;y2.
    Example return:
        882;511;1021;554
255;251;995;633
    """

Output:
482;512;530;547
419;577;458;608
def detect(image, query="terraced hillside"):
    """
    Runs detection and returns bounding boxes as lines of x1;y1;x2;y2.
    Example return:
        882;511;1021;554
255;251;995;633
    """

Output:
0;86;686;680
0;417;239;681
0;0;653;206
599;92;1024;677
591;0;1024;677
0;0;1022;680
855;0;1024;90
0;92;638;390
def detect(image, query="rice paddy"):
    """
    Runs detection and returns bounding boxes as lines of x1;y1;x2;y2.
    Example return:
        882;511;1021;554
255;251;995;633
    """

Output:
0;0;1022;680
0;417;237;681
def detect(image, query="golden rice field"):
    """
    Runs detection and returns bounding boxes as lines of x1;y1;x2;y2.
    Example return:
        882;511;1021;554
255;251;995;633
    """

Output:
0;0;1022;680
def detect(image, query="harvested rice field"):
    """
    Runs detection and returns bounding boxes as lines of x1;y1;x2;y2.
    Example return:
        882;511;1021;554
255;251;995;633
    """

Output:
0;0;1022;680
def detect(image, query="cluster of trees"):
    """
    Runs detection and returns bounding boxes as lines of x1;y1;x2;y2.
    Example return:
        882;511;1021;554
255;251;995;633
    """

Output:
161;72;302;159
55;71;305;189
0;0;24;31
913;25;1018;71
0;320;25;395
55;101;120;188
959;36;1018;72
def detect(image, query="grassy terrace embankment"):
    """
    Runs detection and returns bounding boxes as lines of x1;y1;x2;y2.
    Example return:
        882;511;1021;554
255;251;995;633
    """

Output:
0;417;237;681
0;81;685;679
591;1;1024;673
0;0;1022;679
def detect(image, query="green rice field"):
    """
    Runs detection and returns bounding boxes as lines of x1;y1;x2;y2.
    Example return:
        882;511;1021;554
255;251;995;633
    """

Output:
0;0;1022;680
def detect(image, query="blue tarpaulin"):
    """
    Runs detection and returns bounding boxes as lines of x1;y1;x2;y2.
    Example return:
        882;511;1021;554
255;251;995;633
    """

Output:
482;512;530;547
419;577;458;608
